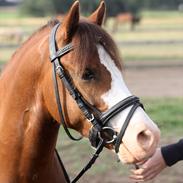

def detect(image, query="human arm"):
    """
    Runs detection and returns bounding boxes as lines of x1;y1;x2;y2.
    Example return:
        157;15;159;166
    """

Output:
161;139;183;166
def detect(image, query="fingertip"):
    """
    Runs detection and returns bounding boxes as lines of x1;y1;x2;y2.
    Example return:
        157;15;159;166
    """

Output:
130;169;135;173
129;175;144;182
132;168;146;175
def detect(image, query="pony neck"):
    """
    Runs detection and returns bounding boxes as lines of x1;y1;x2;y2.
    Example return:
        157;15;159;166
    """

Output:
0;26;65;182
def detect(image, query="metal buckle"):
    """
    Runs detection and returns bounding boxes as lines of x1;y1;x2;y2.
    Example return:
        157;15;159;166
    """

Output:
98;127;117;144
88;114;95;122
56;65;62;72
55;65;65;78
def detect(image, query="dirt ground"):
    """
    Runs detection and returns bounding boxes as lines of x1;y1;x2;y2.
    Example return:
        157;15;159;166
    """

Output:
124;60;183;97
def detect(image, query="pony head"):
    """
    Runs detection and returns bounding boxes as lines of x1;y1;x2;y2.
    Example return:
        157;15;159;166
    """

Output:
44;1;160;164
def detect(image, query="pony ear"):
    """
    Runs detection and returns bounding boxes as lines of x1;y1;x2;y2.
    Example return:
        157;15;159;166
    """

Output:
89;1;106;26
62;1;80;41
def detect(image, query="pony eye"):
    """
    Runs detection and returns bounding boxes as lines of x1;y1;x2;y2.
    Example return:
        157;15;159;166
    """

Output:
82;68;95;81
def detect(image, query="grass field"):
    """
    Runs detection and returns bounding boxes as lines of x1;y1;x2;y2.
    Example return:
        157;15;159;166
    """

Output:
142;98;183;135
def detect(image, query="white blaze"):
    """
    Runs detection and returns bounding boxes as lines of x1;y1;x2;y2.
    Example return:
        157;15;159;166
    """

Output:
97;45;132;129
97;45;131;107
97;45;157;130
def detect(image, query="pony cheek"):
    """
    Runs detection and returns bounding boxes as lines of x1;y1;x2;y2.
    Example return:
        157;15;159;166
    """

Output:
76;119;92;137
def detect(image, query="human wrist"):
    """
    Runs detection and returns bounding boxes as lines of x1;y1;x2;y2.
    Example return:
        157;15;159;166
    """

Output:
161;141;183;166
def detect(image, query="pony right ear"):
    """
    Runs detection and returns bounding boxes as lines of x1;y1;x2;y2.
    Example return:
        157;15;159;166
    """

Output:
61;1;80;41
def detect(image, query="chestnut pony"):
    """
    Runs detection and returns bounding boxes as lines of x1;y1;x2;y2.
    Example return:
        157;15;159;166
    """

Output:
0;1;160;183
112;12;141;32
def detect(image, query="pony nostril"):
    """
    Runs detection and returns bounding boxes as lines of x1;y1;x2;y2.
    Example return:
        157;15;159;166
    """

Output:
137;130;153;150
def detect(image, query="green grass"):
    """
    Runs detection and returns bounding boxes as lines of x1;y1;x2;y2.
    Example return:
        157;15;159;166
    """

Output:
0;48;16;63
0;8;19;19
142;98;183;136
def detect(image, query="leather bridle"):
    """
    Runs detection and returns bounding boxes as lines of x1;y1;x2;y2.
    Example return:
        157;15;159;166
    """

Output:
49;23;143;183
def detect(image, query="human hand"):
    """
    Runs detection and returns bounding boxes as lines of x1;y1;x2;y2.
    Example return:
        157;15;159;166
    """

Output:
129;148;167;182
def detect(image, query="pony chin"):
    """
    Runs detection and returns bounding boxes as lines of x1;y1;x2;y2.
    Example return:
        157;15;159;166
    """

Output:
116;144;156;164
117;145;136;164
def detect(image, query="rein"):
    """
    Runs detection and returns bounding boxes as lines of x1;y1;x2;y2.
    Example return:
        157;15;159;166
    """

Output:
49;23;143;183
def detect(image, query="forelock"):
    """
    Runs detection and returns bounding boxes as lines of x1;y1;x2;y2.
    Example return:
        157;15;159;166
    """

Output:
72;21;122;75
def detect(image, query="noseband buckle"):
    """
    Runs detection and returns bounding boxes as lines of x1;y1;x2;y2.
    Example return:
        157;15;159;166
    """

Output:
88;114;95;122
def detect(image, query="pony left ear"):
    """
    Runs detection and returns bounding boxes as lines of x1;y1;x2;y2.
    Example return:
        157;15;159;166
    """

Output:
62;1;80;41
89;1;106;26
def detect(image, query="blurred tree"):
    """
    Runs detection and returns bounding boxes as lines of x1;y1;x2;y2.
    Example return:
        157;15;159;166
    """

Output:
79;0;98;15
105;0;126;17
105;0;141;17
19;0;183;17
51;0;73;14
20;0;74;16
0;0;5;6
20;0;140;17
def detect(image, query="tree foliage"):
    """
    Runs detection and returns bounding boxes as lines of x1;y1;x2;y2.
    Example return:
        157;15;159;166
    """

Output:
20;0;74;16
19;0;183;17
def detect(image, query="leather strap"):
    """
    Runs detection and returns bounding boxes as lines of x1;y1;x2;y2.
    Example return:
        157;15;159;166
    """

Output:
55;149;71;183
100;96;141;125
52;63;82;141
50;23;82;141
115;102;142;153
71;140;105;183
